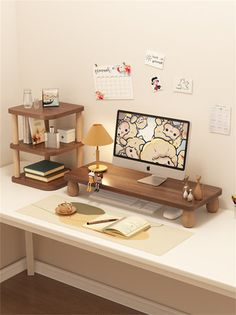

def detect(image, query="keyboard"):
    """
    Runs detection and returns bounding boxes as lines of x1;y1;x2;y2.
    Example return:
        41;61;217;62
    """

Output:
88;189;162;215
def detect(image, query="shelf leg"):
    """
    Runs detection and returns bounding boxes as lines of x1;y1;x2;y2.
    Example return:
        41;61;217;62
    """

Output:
77;147;84;167
25;231;35;276
45;119;49;132
11;114;20;177
12;114;19;144
206;197;219;213
13;150;20;178
76;112;83;167
181;210;195;228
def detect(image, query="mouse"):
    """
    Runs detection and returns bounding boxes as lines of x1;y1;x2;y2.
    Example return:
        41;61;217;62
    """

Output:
163;207;183;220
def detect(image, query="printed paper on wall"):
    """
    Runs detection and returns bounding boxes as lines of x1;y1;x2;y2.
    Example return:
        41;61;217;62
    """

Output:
94;63;133;100
145;50;165;69
209;105;231;135
173;77;193;94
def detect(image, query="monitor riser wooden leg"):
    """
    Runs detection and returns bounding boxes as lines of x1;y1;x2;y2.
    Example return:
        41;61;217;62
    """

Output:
181;210;195;228
206;197;219;213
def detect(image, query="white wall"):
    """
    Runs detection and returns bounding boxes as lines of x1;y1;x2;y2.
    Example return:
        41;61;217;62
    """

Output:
0;0;20;166
1;0;235;209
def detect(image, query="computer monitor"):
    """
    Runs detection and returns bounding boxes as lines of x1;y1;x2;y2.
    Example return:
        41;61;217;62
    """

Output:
113;110;190;186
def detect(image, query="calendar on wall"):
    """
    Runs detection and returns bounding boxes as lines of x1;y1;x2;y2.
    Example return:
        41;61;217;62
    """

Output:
94;63;133;100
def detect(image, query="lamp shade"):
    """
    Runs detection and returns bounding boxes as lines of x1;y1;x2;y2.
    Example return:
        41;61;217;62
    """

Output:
82;124;113;146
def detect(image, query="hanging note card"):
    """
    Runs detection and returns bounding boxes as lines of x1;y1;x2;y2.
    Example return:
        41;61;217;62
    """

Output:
94;63;133;100
144;50;165;69
209;105;231;135
173;77;193;94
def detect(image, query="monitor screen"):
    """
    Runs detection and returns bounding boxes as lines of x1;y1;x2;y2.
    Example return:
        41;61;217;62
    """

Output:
113;110;190;180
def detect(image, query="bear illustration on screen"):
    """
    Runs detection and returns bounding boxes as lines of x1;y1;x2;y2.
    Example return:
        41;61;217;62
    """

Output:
124;137;146;159
153;118;185;149
116;114;147;147
140;138;178;167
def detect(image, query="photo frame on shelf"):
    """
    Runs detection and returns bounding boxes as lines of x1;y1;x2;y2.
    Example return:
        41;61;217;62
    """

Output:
28;118;46;145
42;88;59;107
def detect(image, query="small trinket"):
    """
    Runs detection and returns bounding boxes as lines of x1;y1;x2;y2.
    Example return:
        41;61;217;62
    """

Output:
183;185;188;199
193;175;203;200
94;172;103;192
87;171;95;192
187;189;194;202
55;202;77;216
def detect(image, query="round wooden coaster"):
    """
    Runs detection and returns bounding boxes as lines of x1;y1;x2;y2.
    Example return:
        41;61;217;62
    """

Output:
55;203;77;216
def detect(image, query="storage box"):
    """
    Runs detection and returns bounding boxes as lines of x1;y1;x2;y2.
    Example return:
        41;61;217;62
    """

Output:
58;128;75;143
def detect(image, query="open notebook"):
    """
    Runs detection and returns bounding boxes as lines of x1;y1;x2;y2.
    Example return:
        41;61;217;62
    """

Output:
84;214;151;238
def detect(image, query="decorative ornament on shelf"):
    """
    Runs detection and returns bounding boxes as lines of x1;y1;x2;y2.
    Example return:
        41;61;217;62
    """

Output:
187;189;194;202
193;175;203;200
94;172;103;192
87;171;95;192
183;175;189;187
182;175;189;199
183;185;189;199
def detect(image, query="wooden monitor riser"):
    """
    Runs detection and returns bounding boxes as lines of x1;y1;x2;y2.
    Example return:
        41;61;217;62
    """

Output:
64;162;222;228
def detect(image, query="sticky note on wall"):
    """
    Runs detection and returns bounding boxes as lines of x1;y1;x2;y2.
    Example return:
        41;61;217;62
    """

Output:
145;50;165;69
209;105;231;135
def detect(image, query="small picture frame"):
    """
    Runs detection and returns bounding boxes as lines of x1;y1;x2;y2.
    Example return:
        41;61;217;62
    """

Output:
42;88;59;107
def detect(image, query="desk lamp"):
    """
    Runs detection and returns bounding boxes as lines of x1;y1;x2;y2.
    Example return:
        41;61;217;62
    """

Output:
82;124;113;172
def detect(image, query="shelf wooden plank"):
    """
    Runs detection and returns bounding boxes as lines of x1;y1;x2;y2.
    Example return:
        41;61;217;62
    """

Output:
10;141;84;156
65;162;222;211
8;102;84;119
12;173;68;191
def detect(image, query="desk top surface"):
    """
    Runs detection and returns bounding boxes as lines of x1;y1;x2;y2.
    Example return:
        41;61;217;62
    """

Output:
0;163;235;298
65;162;222;211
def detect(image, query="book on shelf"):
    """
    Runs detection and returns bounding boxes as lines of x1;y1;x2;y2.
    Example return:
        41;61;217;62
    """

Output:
28;117;46;144
25;168;69;182
23;117;32;144
84;214;151;238
24;160;65;176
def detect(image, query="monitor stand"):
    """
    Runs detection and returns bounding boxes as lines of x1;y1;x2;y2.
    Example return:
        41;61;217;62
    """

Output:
137;175;167;187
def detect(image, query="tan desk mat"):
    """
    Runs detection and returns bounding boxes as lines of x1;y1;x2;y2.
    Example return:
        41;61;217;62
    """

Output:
17;195;193;256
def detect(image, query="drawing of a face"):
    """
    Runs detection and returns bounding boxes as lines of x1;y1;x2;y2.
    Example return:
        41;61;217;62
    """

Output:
154;156;174;166
117;121;130;138
163;123;181;141
136;116;148;129
125;137;145;159
125;146;139;159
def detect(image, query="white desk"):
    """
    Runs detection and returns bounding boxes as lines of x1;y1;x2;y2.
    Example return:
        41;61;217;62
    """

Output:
0;164;235;299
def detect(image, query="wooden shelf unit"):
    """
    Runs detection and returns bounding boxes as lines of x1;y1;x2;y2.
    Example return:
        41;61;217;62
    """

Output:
8;102;84;190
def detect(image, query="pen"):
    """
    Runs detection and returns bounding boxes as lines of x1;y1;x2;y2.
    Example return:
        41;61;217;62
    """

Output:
87;218;119;225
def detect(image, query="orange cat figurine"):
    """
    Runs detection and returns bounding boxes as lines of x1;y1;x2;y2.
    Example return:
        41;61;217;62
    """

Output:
193;175;203;201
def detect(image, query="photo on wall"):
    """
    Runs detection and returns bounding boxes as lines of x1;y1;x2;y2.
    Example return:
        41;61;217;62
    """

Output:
42;88;59;107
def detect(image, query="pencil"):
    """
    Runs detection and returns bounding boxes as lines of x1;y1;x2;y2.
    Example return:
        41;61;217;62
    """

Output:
86;218;119;225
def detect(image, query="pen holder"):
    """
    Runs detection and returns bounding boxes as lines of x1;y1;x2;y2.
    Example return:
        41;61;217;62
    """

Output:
45;132;60;149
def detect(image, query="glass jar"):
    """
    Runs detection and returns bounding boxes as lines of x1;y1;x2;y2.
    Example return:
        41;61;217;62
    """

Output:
33;97;40;109
23;89;33;109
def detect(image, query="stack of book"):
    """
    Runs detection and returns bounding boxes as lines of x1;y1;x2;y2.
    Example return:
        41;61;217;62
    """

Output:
24;160;69;182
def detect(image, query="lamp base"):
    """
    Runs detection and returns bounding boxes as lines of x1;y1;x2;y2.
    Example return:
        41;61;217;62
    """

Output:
88;164;108;172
